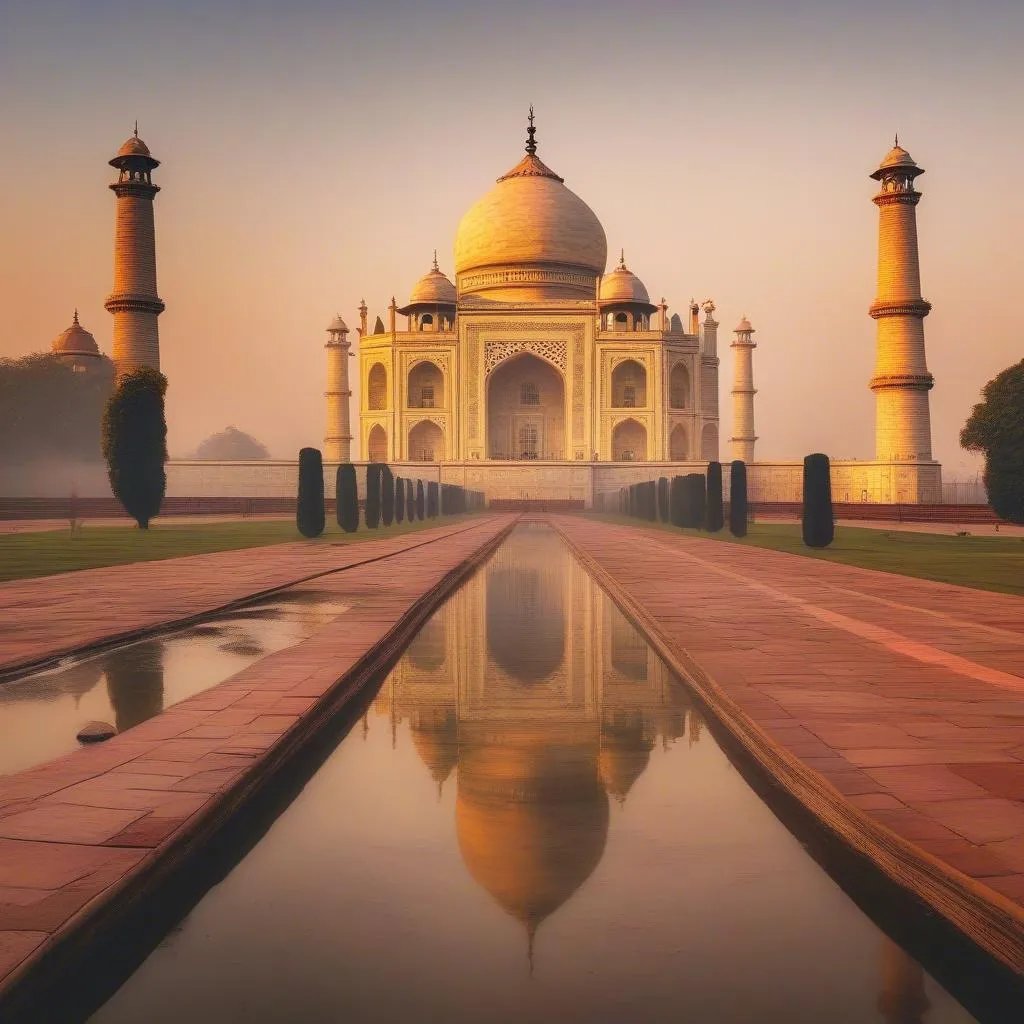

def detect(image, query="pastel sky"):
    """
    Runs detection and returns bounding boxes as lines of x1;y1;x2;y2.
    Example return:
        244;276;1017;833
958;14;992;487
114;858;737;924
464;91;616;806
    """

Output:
1;0;1021;473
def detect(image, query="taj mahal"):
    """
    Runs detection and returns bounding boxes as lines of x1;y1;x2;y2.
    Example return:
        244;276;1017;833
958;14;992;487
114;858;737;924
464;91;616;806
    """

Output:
27;114;943;506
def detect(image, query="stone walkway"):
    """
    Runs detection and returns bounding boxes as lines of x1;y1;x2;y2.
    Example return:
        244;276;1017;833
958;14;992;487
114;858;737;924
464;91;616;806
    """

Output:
0;518;499;675
553;517;1024;947
0;514;513;1006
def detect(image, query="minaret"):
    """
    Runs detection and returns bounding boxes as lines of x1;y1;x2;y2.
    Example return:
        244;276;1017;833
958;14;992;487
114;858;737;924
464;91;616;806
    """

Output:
105;124;164;382
730;316;757;463
869;139;934;461
700;300;720;460
324;315;353;462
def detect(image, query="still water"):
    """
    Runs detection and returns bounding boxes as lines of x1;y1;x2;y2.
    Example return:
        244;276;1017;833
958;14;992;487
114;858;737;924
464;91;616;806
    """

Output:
92;526;973;1023
0;590;348;776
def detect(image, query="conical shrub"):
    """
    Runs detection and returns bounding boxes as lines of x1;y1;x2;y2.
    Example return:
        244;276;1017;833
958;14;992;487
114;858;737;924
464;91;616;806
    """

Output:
802;453;835;548
336;463;359;533
729;461;748;538
297;447;325;538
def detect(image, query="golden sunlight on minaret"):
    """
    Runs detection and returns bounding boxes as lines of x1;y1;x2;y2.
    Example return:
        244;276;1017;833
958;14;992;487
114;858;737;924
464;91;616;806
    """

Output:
869;138;934;462
105;123;164;382
324;315;353;462
729;315;757;463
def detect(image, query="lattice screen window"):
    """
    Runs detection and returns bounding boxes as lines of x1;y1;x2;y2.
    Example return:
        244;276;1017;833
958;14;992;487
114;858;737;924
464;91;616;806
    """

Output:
521;382;540;406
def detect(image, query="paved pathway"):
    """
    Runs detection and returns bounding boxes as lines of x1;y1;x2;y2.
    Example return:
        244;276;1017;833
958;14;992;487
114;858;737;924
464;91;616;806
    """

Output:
0;514;513;1005
0;518;500;675
553;517;1024;925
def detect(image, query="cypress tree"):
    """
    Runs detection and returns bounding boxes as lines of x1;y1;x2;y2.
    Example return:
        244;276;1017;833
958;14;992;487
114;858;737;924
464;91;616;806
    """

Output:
381;464;395;526
693;473;707;530
802;453;835;548
365;464;382;528
729;461;748;537
101;367;168;529
336;463;359;533
706;461;724;532
407;478;416;520
646;481;658;522
427;481;439;518
680;474;698;528
670;475;685;527
657;477;670;522
416;479;426;520
296;447;325;538
394;474;405;523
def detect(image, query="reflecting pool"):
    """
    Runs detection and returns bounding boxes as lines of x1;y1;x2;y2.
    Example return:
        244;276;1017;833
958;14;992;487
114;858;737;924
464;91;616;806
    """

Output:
91;526;973;1023
0;590;348;776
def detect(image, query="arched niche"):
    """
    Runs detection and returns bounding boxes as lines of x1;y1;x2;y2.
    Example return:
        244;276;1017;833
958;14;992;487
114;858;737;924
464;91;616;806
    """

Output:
487;352;565;460
409;419;445;461
367;424;388;462
669;423;689;461
408;360;444;409
700;423;719;461
611;418;647;461
669;363;690;409
611;359;647;409
367;363;388;410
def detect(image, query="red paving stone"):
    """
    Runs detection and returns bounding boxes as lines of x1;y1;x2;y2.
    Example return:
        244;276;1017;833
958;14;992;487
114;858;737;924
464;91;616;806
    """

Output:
0;518;499;674
553;516;1024;930
0;514;513;997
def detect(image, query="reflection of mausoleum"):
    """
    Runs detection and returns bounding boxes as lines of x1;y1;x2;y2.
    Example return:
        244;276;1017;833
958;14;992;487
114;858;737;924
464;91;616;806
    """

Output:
372;526;692;953
355;113;723;469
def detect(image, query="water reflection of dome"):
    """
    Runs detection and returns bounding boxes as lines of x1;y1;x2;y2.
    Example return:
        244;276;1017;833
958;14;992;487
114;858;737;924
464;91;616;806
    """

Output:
456;722;609;937
410;707;458;789
599;713;655;802
486;566;564;683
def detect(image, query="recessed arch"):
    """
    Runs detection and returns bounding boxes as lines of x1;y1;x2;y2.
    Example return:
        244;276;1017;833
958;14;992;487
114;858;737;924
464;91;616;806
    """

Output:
367;424;388;462
487;352;565;460
611;359;646;409
367;363;388;411
670;363;690;409
701;423;719;461
669;423;689;461
611;418;647;461
408;360;444;408
409;419;445;461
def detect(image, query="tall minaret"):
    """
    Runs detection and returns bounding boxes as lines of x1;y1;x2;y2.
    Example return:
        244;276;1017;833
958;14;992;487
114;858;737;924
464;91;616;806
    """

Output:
730;316;757;463
869;139;934;461
700;300;720;460
105;125;164;382
324;315;353;462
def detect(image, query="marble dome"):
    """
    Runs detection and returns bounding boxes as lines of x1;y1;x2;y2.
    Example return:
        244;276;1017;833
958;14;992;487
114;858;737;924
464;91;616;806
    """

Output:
599;256;651;305
408;265;456;306
52;312;99;357
454;149;607;301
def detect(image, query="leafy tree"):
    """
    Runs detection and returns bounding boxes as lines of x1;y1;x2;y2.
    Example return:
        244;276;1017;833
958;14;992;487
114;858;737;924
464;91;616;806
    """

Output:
657;477;670;522
961;359;1024;524
336;463;359;533
802;453;834;548
365;464;382;528
193;426;269;460
296;447;325;537
101;367;167;529
395;475;405;523
381;464;395;526
729;461;748;537
706;462;724;532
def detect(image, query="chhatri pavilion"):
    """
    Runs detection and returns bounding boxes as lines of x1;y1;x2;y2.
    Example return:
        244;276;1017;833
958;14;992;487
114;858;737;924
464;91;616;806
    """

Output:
344;112;725;468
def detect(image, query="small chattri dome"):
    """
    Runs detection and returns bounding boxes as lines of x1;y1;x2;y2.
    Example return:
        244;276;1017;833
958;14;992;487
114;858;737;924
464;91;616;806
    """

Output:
734;316;754;333
599;253;651;305
878;144;916;170
326;314;349;333
117;135;152;158
408;258;457;306
52;311;100;357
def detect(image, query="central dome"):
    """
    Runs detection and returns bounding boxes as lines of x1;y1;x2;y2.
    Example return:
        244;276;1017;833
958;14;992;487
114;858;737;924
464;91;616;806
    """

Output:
454;125;607;301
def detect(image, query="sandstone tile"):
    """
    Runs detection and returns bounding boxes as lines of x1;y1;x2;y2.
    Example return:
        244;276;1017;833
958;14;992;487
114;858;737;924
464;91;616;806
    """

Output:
923;797;1024;845
0;804;145;845
0;931;48;979
0;839;143;890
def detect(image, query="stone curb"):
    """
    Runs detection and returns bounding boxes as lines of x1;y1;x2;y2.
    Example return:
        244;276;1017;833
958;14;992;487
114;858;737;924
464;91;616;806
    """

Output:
552;520;1024;977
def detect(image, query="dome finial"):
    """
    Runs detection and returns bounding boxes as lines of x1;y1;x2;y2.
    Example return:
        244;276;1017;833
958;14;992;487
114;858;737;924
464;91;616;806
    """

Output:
432;248;439;272
526;105;537;155
618;249;626;269
73;308;79;325
134;119;139;139
894;131;899;147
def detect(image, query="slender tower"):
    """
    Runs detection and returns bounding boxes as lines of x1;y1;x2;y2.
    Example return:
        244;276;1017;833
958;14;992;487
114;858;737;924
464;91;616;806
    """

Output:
699;300;720;460
324;315;353;462
729;316;757;463
869;140;933;461
105;125;164;382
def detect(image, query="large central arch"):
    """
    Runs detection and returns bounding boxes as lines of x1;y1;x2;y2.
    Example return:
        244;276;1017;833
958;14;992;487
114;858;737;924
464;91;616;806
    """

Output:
486;352;566;460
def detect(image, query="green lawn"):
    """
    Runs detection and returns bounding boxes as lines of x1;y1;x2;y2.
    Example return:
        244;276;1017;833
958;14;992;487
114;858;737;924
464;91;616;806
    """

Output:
0;514;478;584
589;513;1024;597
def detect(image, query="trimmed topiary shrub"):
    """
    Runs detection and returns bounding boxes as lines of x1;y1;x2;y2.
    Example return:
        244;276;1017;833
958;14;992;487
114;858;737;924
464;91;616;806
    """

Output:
101;367;168;529
681;474;705;529
670;475;685;527
706;461;724;532
802;453;835;548
296;447;325;538
381;464;395;526
365;464;381;528
336;463;359;533
657;477;670;522
416;479;426;520
646;481;658;522
394;474;405;523
407;478;416;520
729;461;748;537
427;481;439;518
